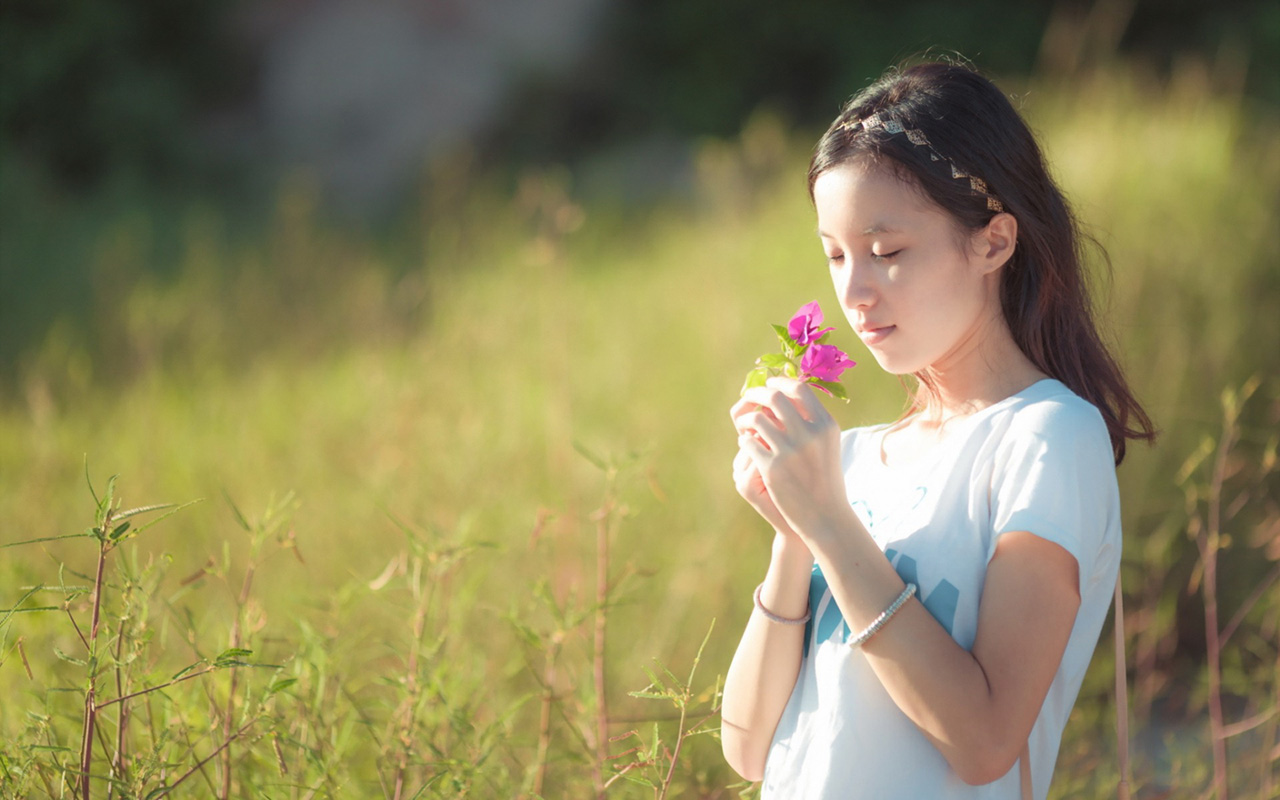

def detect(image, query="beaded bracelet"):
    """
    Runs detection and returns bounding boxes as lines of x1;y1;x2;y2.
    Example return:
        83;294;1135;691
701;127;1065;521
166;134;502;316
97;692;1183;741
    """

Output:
848;583;917;648
753;583;811;626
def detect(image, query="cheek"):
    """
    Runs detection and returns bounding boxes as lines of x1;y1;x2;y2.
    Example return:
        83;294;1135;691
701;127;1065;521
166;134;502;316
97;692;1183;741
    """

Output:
917;258;985;307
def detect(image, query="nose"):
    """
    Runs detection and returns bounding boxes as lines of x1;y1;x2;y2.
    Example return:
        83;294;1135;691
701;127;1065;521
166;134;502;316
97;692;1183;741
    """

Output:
834;256;876;311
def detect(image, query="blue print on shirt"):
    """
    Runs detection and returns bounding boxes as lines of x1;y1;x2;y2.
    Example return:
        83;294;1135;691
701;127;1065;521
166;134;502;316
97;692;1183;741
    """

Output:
850;486;927;534
884;549;959;637
805;554;959;655
802;566;833;658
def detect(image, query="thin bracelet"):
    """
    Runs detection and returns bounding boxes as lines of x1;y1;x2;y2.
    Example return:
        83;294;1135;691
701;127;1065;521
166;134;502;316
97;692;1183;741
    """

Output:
848;583;917;648
753;583;810;626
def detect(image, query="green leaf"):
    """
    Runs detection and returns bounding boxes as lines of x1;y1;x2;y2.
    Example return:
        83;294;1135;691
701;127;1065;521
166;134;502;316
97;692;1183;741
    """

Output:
102;475;119;520
216;647;253;662
812;380;849;402
621;773;657;788
757;352;789;369
109;521;131;541
770;323;792;344
84;456;98;506
115;503;178;522
54;647;86;667
1175;436;1216;486
688;618;716;684
572;440;608;471
223;491;252;532
0;531;93;549
740;367;769;395
783;362;799;379
659;661;683;689
625;774;658;787
641;664;667;693
505;615;542;649
127;499;202;539
267;678;297;695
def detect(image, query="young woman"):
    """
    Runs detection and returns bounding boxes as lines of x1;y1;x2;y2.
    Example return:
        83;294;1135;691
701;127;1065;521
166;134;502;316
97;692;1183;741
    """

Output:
721;62;1155;799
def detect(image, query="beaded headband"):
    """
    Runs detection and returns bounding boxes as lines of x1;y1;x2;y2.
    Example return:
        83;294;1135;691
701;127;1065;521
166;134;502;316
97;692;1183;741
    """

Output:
838;111;1003;213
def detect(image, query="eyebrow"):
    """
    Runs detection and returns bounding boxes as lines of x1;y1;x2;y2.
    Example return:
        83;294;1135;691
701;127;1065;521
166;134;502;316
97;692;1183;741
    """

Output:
816;224;900;238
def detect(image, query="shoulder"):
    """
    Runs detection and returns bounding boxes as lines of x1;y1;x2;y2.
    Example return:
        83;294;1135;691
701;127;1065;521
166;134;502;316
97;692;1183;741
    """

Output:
984;381;1122;581
996;380;1111;460
1003;380;1104;432
984;381;1119;517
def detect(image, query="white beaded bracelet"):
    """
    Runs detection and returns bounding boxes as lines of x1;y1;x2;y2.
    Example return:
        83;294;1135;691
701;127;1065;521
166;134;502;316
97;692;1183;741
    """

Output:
753;583;811;626
848;583;917;648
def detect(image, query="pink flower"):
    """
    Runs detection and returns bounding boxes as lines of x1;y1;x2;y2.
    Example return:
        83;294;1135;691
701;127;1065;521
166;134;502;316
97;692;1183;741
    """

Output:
800;343;856;383
787;301;835;346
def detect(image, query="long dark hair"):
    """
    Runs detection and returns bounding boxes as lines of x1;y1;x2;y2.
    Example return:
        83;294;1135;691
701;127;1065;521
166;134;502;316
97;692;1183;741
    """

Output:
809;61;1156;464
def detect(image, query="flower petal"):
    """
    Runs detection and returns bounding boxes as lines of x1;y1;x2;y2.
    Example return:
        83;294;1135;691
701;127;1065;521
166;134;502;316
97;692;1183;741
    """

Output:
800;344;856;382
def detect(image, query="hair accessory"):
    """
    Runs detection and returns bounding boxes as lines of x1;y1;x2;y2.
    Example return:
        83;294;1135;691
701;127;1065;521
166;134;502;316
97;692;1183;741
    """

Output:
847;582;917;648
838;113;1004;213
753;583;811;626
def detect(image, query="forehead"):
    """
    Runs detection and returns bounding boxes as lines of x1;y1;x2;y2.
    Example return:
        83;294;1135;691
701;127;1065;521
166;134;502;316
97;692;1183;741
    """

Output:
813;163;943;237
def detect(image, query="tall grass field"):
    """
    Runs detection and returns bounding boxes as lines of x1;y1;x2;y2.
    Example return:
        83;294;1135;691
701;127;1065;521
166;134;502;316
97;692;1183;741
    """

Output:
2;67;1278;798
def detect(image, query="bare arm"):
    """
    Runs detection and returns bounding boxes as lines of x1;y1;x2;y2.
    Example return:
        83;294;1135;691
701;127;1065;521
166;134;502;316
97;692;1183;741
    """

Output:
809;523;1079;784
720;532;813;781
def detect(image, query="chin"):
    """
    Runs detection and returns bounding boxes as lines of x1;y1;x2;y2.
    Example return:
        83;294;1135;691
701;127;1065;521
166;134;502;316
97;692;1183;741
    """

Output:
866;350;919;376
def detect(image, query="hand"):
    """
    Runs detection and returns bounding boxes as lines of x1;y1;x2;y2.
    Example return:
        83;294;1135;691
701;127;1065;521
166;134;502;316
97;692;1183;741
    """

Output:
730;378;851;539
732;444;798;538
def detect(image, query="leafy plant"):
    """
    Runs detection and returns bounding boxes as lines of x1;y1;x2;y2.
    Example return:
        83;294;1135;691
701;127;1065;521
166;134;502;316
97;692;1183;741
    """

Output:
0;468;299;799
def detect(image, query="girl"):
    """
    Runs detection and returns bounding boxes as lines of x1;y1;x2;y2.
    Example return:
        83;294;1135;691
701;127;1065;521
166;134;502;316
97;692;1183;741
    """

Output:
721;61;1155;799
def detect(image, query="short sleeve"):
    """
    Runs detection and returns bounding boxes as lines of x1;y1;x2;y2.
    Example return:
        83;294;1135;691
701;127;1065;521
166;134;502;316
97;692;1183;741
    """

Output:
986;397;1119;596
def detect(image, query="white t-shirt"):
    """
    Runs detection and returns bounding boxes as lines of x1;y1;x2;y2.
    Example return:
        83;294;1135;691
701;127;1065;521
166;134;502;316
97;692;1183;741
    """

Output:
762;379;1121;800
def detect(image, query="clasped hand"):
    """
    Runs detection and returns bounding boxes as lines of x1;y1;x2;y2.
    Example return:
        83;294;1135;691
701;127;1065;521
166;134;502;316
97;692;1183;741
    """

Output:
730;377;848;540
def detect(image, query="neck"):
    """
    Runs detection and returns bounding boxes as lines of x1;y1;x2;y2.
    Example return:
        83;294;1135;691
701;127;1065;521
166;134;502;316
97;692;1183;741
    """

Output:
914;309;1046;423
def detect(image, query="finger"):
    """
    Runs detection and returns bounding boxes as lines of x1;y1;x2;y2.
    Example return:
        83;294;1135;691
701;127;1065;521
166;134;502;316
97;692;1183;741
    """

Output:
736;410;790;452
738;431;772;464
732;403;786;440
730;396;781;428
741;385;810;430
766;377;832;427
733;453;760;493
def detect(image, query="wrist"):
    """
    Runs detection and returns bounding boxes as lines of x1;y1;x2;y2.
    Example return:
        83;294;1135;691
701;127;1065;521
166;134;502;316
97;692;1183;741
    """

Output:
770;531;815;573
795;507;864;552
757;536;813;622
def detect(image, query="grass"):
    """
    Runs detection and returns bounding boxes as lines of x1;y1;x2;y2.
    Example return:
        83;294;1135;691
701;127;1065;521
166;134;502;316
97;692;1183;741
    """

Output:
1;63;1278;797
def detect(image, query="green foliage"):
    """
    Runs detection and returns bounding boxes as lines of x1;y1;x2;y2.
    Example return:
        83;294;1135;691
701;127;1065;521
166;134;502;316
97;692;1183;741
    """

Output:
1;66;1279;796
0;472;287;799
0;0;243;186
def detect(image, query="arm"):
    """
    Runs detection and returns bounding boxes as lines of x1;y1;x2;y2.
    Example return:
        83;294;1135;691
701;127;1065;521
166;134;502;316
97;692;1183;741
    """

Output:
720;532;813;782
737;379;1080;784
812;524;1079;784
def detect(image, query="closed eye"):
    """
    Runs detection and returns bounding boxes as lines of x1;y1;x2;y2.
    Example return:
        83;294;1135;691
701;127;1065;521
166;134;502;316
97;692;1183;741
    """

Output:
826;252;845;266
872;249;902;261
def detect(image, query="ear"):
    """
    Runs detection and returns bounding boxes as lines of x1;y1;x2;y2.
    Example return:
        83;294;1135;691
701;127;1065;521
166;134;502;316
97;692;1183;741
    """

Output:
971;212;1017;275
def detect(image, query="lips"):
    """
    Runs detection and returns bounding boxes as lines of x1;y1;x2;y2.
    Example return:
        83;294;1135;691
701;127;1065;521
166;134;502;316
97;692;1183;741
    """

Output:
859;325;896;345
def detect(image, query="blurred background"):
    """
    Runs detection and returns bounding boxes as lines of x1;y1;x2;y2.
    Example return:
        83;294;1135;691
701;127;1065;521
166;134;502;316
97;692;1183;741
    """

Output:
2;1;1278;797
